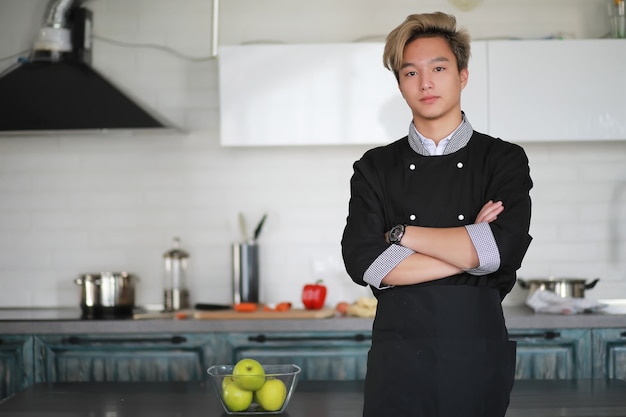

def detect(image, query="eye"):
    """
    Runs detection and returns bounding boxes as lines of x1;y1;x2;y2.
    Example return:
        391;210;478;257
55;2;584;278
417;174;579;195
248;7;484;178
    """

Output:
434;66;445;72
405;71;417;77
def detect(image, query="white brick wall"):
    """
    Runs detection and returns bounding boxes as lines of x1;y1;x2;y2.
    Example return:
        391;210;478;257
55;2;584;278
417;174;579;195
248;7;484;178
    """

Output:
0;0;624;308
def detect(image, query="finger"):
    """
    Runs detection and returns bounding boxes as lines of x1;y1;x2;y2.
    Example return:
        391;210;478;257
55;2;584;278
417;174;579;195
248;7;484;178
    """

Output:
479;200;500;213
482;201;503;216
485;204;504;217
479;208;503;223
476;203;504;223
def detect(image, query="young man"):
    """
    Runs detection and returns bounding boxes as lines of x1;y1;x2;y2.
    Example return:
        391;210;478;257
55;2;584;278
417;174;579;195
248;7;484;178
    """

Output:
341;12;533;417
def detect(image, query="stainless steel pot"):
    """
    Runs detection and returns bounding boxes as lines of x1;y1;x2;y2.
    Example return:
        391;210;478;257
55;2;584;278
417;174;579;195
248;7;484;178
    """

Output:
518;277;599;298
75;272;139;318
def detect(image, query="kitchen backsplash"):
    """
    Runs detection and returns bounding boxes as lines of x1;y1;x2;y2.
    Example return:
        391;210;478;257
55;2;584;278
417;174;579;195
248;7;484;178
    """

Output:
0;0;624;308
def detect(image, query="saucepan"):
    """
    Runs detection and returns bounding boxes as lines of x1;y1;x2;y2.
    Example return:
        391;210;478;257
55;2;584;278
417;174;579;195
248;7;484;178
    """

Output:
517;277;599;299
75;272;139;318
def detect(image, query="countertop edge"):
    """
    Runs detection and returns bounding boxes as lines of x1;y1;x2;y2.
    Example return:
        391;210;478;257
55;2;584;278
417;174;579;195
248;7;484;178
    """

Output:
0;307;625;335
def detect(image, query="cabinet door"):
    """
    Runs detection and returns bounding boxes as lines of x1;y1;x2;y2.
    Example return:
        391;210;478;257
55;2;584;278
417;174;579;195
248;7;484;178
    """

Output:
592;328;626;379
228;332;371;381
219;42;488;146
488;39;626;142
34;333;230;383
0;335;33;400
510;329;591;379
462;40;488;134
220;43;405;146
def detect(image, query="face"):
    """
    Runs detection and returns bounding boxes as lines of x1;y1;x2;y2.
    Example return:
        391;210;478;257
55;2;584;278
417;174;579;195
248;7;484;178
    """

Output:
397;36;468;125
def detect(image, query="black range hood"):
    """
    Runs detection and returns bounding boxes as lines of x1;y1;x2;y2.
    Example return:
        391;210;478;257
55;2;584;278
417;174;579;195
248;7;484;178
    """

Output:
0;1;171;134
0;61;168;133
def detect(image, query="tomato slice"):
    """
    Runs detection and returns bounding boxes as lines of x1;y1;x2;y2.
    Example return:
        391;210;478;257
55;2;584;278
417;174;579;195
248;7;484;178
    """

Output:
234;302;258;312
275;302;292;311
261;302;292;312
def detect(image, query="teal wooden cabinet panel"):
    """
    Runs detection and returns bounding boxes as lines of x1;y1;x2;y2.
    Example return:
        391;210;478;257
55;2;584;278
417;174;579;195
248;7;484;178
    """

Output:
33;333;231;383
227;332;372;381
510;329;591;380
0;335;33;400
591;328;626;379
5;325;615;395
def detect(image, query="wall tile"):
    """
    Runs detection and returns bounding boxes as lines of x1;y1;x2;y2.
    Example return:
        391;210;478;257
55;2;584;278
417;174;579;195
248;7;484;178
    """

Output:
0;0;624;308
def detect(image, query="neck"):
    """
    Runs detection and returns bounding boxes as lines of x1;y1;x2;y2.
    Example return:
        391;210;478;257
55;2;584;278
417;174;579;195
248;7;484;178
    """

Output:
413;111;462;144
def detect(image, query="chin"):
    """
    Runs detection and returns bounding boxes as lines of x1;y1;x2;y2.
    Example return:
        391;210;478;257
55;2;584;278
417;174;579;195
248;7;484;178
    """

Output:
415;105;458;122
415;111;445;122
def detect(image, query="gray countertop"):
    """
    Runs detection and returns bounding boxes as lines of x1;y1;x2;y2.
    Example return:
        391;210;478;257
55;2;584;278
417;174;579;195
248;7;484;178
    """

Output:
1;379;625;417
0;305;624;334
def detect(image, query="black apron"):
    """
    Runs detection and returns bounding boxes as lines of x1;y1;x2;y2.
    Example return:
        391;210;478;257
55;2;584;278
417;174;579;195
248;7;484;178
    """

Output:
363;285;516;417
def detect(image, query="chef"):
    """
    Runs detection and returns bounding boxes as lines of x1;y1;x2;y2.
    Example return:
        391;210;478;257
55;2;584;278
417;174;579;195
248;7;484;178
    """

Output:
341;12;533;417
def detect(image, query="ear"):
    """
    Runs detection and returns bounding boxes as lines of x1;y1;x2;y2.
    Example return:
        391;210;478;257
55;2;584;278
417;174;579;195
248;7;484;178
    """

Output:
460;68;469;89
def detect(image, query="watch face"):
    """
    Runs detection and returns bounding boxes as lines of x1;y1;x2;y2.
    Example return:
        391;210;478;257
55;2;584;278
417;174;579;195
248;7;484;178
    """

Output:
390;225;404;243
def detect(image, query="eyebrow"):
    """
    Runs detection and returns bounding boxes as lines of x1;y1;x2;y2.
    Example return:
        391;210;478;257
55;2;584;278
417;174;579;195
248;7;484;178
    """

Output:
400;56;450;70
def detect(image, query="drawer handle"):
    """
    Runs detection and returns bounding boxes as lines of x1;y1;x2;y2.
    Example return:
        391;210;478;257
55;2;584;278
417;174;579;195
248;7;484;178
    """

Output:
63;336;187;345
509;331;561;340
248;334;371;343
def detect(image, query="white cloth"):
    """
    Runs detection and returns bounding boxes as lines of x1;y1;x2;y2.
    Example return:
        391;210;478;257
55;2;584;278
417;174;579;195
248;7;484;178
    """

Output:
525;289;606;314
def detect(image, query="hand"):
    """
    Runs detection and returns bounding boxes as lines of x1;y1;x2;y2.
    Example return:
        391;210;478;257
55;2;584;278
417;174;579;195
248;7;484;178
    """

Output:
475;200;503;223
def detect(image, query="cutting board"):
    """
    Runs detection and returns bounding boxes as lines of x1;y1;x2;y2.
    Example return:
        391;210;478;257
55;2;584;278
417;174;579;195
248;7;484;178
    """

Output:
193;308;336;320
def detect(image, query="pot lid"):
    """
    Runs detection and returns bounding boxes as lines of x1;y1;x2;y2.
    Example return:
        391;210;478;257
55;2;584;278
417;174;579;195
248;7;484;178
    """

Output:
163;237;189;259
74;271;139;285
77;272;136;282
524;276;590;282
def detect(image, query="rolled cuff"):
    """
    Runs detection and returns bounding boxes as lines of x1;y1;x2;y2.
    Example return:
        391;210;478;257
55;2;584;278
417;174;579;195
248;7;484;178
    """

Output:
363;244;415;289
464;223;500;275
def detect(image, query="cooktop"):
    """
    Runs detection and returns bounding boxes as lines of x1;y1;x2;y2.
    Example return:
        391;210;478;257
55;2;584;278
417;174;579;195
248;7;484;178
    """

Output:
0;307;149;321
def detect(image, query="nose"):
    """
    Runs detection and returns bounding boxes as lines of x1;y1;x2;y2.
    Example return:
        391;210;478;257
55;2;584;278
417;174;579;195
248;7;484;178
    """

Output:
420;78;432;91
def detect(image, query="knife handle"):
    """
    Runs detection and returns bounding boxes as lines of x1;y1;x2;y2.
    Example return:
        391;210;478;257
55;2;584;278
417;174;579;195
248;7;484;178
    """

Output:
194;303;231;311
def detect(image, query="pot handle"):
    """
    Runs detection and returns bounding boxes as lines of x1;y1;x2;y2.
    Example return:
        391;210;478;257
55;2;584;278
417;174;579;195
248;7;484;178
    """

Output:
517;279;529;289
585;278;600;289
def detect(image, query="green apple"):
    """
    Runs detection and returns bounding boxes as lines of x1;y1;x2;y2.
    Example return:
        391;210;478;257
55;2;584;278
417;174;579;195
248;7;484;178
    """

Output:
222;381;253;412
222;376;235;390
255;378;287;412
233;358;266;391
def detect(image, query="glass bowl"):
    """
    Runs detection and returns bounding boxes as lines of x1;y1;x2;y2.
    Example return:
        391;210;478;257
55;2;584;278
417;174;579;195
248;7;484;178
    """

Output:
207;363;301;415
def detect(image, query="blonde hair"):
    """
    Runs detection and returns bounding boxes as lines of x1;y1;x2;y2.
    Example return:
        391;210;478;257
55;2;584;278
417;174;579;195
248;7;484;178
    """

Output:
383;12;471;81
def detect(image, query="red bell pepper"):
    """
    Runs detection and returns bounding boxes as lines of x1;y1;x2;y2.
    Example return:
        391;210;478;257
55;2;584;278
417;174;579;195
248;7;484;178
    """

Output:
302;280;327;310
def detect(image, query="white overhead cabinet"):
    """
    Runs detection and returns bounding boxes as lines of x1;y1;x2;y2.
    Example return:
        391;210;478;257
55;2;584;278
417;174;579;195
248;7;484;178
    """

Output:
461;41;489;134
219;43;407;146
218;42;488;146
218;40;625;146
487;39;626;142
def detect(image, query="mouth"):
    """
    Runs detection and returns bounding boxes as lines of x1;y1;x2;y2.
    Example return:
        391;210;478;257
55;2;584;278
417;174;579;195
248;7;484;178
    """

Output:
420;95;439;104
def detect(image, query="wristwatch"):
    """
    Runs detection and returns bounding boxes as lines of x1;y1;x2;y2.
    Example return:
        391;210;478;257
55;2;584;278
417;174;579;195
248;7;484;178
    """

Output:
388;224;406;244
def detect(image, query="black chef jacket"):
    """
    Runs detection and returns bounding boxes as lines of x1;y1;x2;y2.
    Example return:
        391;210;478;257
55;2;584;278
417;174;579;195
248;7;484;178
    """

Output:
342;130;532;299
341;130;533;417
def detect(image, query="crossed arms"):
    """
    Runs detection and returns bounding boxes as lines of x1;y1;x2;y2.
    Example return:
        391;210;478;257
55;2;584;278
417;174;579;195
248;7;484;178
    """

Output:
381;200;503;286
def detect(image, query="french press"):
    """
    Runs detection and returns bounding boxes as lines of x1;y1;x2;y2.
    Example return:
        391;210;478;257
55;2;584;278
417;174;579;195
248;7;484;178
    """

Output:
163;237;190;311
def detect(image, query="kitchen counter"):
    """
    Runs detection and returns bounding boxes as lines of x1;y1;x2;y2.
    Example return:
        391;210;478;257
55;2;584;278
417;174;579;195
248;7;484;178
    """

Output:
0;379;625;417
0;305;625;335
